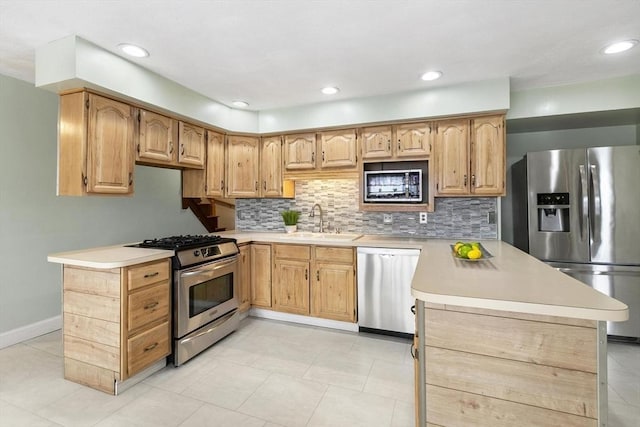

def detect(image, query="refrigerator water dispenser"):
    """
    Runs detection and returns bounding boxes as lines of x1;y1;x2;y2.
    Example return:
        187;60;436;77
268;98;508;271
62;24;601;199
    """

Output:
536;193;570;232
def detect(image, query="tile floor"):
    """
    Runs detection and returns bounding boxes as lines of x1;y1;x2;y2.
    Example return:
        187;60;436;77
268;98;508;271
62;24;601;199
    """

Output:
0;318;637;426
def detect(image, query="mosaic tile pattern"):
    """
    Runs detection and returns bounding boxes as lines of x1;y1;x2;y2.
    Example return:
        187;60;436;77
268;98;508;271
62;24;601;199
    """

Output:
235;179;497;239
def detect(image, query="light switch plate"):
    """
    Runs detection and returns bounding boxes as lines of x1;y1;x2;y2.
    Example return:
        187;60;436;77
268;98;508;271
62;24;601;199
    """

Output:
383;214;393;224
419;212;428;224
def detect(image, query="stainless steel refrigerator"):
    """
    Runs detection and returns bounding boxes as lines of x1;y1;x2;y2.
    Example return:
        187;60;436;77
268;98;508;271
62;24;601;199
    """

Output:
524;145;640;341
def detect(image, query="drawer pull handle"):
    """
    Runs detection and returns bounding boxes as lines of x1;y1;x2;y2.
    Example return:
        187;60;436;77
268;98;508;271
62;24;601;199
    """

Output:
144;342;158;352
143;272;159;278
144;301;159;310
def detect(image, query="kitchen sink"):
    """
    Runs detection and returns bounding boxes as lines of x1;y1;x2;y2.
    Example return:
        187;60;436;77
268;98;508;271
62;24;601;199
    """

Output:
273;232;362;242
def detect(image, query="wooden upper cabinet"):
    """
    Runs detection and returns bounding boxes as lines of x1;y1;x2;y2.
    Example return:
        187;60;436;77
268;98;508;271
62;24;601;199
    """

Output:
178;122;205;168
319;129;357;169
226;135;260;197
205;130;225;197
86;94;135;194
137;110;176;164
361;126;393;160
261;136;283;197
471;115;505;195
435;120;469;195
396;122;432;158
284;133;316;170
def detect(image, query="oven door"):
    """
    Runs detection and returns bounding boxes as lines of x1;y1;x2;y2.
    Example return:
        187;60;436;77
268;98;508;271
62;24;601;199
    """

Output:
175;255;238;339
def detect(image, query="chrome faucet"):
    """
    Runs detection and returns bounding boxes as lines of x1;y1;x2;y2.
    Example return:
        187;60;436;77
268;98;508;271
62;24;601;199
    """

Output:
310;203;324;233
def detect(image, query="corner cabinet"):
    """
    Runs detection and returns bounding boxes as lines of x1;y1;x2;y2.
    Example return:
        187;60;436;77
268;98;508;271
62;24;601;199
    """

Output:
58;92;135;196
435;115;505;196
250;243;272;308
261;136;284;197
62;258;171;394
226;135;261;197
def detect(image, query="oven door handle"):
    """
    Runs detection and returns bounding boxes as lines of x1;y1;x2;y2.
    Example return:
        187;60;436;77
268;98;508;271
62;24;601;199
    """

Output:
180;256;238;278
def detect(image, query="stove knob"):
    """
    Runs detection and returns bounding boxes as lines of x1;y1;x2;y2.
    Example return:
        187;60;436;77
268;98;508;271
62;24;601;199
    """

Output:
193;250;200;257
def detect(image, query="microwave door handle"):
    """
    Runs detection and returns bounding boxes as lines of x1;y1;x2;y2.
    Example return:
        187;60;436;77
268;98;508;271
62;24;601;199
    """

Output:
590;164;601;248
579;165;588;241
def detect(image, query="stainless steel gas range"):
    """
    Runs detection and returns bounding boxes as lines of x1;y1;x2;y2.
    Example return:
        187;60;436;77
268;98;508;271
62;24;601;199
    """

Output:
132;235;240;365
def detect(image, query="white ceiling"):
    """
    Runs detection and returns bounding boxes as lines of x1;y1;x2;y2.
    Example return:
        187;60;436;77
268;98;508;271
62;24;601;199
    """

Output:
1;0;639;111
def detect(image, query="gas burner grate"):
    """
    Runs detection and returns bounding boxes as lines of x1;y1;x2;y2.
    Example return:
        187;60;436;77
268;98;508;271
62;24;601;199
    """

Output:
138;234;223;250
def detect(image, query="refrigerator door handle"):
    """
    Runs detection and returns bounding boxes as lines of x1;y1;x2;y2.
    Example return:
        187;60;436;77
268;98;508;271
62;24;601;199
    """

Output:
579;165;588;241
590;164;601;248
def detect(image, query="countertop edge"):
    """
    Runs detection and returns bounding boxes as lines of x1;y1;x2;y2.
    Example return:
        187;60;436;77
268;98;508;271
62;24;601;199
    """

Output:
411;289;629;322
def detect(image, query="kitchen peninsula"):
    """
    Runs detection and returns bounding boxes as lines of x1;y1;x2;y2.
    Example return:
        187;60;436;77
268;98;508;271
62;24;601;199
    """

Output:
411;240;628;427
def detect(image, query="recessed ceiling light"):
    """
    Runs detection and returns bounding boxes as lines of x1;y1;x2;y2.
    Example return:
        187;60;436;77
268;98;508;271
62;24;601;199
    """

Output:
321;86;340;95
603;40;638;54
232;100;249;108
421;71;443;81
117;43;149;58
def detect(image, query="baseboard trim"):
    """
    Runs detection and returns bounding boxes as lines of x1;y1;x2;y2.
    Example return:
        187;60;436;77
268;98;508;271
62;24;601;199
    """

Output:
249;308;359;332
0;315;62;349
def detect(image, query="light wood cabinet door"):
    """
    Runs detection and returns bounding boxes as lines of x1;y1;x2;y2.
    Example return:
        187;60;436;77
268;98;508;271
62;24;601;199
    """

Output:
178;122;205;167
471;115;505;195
284;133;316;170
226;135;260;197
273;259;310;315
137;110;176;164
436;120;469;195
361;126;393;160
311;261;355;322
238;244;251;312
205;130;225;197
396;122;432;158
261;136;283;197
250;244;272;308
86;94;135;194
319;129;357;168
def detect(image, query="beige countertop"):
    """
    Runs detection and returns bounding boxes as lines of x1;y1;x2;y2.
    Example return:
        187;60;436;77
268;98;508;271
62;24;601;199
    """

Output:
47;245;173;269
411;239;628;321
47;231;628;322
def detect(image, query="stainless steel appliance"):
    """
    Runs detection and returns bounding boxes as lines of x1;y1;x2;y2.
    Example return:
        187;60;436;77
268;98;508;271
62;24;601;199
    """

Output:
356;246;420;336
363;169;423;203
521;146;640;341
133;235;240;365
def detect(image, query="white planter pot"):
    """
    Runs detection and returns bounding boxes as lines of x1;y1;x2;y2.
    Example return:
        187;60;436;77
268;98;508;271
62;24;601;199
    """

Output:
284;225;297;233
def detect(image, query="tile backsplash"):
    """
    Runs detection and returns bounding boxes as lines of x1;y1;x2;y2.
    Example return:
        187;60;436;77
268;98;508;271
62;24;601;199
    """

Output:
235;179;497;239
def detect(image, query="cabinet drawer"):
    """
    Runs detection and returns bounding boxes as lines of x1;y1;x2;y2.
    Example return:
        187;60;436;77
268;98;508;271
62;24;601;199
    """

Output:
126;259;170;291
128;282;170;332
273;244;311;260
127;321;170;377
315;246;354;263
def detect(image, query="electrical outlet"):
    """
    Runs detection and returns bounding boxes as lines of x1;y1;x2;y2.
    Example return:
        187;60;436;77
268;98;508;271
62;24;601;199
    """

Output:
383;214;393;224
487;211;496;224
419;212;428;224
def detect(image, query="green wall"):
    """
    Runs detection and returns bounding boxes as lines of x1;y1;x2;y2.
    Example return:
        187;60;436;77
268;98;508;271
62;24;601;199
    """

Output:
0;74;206;340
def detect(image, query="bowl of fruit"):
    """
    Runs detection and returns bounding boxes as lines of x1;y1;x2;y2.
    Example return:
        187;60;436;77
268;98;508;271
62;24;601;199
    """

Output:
450;241;493;261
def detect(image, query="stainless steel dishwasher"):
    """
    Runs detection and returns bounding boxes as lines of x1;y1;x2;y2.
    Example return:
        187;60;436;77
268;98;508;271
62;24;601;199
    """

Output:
357;246;420;336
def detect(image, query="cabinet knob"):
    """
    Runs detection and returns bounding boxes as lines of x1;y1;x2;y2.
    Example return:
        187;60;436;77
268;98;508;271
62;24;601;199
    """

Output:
316;270;320;281
128;173;133;186
305;269;308;280
169;141;174;154
181;144;185;155
311;152;315;162
397;141;401;151
255;181;258;191
144;342;159;352
472;174;476;187
464;174;468;186
263;181;266;190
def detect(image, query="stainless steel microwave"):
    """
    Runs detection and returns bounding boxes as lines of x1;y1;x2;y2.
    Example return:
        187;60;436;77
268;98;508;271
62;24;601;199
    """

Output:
363;169;423;203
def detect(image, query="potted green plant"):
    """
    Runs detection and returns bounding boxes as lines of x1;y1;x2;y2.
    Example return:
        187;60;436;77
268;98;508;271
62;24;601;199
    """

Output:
281;209;300;233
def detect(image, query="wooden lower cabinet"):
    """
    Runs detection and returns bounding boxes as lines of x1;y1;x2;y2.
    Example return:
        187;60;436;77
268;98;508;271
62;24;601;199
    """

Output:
272;244;356;322
416;303;602;427
237;244;251;312
250;244;272;308
62;258;171;394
